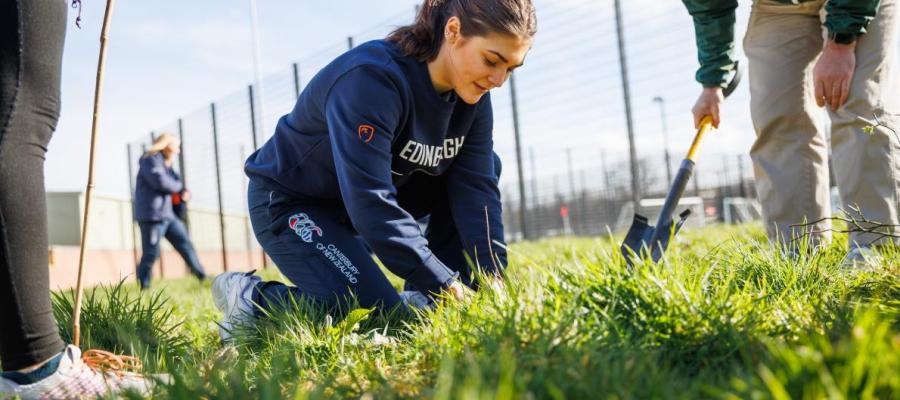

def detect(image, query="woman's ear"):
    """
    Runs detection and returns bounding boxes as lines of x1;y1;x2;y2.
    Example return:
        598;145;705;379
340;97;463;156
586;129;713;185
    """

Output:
444;16;461;45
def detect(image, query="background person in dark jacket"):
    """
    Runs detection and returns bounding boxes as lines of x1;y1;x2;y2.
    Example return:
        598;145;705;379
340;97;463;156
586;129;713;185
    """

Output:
211;0;536;342
135;133;205;289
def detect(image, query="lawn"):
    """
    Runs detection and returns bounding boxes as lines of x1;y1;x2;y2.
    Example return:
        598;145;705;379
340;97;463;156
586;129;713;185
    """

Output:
52;223;900;399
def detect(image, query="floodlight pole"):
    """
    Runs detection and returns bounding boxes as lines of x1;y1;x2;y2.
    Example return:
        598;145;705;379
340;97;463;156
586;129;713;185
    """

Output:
653;96;673;185
248;0;266;139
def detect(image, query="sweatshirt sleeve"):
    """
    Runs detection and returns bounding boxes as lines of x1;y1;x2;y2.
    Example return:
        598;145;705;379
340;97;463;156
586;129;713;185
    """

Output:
825;0;880;36
139;155;183;193
325;66;458;293
682;0;738;88
445;94;507;276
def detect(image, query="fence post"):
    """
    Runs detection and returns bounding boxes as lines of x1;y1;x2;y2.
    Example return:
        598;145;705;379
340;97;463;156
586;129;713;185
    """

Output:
240;146;255;269
177;119;187;186
566;148;576;233
722;153;732;197
566;148;576;202
600;148;611;196
292;62;301;98
737;154;747;198
177;118;190;233
126;144;139;266
553;175;559;233
247;86;268;269
579;170;587;235
248;0;266;149
509;73;529;240
529;147;539;238
248;85;259;151
613;0;640;213
210;103;229;272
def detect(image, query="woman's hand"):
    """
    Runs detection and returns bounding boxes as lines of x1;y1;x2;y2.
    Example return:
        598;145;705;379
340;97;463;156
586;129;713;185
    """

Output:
445;280;471;301
486;276;505;293
180;189;191;202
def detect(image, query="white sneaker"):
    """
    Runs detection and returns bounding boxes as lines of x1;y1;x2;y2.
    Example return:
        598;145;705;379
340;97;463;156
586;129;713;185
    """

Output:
212;270;262;342
399;290;435;310
0;345;155;399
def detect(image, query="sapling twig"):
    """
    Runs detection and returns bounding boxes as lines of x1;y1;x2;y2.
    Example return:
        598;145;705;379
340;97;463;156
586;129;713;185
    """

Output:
73;0;117;348
791;204;900;247
789;115;900;247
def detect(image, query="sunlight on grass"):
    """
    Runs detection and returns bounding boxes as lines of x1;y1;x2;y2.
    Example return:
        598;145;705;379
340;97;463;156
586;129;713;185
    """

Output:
58;223;900;399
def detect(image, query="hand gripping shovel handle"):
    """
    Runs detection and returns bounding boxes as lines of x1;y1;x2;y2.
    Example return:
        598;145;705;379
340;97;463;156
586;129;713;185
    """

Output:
652;60;741;230
646;117;713;246
621;61;741;265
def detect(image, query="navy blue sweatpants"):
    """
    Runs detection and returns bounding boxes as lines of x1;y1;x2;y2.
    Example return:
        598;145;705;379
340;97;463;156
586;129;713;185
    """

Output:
247;153;501;314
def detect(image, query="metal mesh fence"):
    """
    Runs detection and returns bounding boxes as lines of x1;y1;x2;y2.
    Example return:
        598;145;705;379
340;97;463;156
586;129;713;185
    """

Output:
125;0;771;268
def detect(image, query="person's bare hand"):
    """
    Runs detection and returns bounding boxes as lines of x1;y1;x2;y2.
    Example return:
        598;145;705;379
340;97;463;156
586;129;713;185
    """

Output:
691;87;724;128
486;276;505;293
814;40;856;110
445;281;471;301
181;189;192;202
484;277;509;302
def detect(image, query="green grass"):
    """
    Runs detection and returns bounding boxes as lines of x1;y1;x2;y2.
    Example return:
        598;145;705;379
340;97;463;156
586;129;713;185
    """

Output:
53;223;900;399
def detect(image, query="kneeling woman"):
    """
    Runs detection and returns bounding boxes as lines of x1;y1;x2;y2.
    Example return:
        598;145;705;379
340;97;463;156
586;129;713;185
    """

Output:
213;0;536;339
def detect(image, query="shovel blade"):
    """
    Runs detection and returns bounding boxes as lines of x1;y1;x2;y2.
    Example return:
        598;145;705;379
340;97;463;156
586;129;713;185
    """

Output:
620;209;692;267
620;214;655;266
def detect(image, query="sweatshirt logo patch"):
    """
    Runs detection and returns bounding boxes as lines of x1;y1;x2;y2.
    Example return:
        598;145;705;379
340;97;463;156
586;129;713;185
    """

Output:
288;213;323;243
358;124;375;143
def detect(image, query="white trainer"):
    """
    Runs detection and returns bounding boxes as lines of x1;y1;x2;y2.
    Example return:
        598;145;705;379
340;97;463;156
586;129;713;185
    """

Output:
0;345;155;400
399;290;435;310
212;270;262;342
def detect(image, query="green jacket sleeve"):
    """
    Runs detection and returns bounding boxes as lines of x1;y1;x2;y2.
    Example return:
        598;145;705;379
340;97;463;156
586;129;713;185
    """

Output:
825;0;880;36
682;0;738;88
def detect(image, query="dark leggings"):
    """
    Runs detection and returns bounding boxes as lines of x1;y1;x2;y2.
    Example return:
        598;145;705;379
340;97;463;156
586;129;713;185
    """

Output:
0;0;67;371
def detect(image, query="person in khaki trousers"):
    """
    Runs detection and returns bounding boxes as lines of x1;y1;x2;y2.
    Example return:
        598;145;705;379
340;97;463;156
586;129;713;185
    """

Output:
683;0;899;266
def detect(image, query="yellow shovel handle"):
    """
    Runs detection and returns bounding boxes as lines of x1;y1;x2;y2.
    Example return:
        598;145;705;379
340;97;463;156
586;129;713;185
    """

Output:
685;116;714;162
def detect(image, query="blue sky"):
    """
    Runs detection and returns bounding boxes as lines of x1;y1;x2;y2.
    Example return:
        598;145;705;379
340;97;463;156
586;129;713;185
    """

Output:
50;0;421;193
47;1;899;203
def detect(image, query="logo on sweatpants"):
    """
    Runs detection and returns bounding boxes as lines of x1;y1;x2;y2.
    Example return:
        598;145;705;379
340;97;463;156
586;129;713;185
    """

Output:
288;213;323;243
316;243;359;283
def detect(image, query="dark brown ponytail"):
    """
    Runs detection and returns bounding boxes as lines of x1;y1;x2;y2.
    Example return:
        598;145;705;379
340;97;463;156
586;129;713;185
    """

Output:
388;0;537;62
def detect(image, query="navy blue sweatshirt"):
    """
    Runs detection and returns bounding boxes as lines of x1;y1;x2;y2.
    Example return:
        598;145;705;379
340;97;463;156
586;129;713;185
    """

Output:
135;153;183;222
245;39;506;292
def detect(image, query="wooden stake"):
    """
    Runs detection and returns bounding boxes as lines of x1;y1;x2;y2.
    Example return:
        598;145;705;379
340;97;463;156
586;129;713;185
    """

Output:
73;0;117;348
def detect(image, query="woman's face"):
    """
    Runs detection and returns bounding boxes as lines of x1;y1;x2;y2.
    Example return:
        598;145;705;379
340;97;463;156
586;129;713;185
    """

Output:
440;19;532;105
